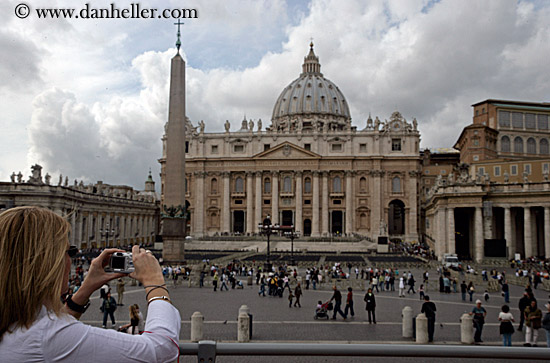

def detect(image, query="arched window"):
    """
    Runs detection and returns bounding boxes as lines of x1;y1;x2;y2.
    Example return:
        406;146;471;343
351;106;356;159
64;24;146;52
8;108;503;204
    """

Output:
235;177;244;193
527;138;536;154
540;138;549;155
359;177;367;193
392;177;401;193
333;176;342;193
501;136;510;152
210;178;218;194
304;177;312;193
263;178;271;194
283;176;292;193
514;137;523;153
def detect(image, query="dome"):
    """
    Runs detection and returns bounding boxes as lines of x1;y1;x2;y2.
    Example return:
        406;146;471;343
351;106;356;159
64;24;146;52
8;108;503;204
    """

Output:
271;43;351;132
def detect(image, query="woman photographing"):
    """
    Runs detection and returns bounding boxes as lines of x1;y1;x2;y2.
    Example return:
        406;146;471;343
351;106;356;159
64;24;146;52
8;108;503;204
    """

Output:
0;206;180;362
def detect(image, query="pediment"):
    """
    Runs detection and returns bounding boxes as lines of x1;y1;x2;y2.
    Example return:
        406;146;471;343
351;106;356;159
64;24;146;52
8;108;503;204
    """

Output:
253;142;321;160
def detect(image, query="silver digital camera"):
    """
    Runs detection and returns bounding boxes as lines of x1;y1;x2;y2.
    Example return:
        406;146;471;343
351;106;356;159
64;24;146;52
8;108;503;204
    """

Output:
109;252;135;273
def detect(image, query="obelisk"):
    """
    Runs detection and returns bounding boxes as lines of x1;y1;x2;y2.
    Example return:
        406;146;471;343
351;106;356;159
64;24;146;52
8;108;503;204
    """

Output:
162;20;187;262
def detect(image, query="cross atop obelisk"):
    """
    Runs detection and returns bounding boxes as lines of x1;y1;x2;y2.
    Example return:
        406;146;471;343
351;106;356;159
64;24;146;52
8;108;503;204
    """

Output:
174;19;183;53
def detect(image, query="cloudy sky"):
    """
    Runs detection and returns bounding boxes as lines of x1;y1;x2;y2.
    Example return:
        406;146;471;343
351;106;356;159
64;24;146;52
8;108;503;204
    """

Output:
1;0;549;189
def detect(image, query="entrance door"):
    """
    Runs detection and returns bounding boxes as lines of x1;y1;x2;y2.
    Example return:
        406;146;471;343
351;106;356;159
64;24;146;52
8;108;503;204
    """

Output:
331;211;343;235
282;210;293;227
303;219;311;236
233;211;244;234
455;208;472;260
388;200;405;235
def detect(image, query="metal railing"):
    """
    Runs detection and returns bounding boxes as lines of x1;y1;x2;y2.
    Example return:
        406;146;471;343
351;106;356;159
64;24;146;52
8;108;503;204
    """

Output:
180;341;550;362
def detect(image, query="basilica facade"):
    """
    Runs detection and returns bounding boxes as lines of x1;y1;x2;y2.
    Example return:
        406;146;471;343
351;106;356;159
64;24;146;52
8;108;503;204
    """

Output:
159;44;421;242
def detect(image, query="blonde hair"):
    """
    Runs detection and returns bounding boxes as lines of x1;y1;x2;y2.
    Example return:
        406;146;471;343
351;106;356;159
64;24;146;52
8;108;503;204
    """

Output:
129;304;140;321
0;206;70;341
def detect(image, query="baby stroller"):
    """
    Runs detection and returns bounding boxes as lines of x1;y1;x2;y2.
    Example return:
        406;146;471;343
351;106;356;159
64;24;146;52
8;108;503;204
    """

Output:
314;301;333;320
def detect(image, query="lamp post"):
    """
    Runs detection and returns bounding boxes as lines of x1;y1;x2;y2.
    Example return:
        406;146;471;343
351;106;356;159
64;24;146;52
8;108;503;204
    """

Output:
283;225;299;266
100;223;116;247
258;214;279;272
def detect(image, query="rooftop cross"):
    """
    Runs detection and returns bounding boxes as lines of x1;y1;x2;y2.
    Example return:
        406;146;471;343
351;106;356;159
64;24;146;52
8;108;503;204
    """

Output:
174;19;183;53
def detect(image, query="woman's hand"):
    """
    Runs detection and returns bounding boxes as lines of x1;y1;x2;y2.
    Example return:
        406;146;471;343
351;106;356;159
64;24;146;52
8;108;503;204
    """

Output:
129;245;164;286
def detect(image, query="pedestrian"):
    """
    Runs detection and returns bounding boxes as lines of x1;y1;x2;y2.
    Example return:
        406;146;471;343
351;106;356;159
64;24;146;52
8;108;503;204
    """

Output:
330;286;346;320
305;270;310;289
213;272;218;291
372;276;379;293
364;288;376;324
199;270;205;288
259;278;266;297
518;292;532;331
460;281;467;301
469;299;487;343
443;276;450;294
294;283;302;307
502;281;510;303
116;278;125;306
220;273;229;291
344;287;355;318
101;292;117;328
398;277;405;297
498;304;515;347
288;289;294;308
407;275;416;294
542;302;550;347
524;300;542;346
439;275;444;293
468;282;475;302
421;295;437;342
484;290;490;302
419;284;425;301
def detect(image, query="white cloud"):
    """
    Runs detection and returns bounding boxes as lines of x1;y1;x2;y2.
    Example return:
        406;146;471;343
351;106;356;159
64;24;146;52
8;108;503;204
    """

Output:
2;0;550;188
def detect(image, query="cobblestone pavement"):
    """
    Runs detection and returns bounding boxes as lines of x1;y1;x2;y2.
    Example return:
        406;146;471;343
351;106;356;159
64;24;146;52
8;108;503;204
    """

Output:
79;266;550;362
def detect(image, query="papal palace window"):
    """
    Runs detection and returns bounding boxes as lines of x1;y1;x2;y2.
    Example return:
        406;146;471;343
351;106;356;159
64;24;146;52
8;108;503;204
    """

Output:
211;145;218;154
514;137;523;153
527;138;536;154
501;136;510;152
494;166;501;176
234;144;244;153
512;112;523;129
392;177;401;193
235;177;244;193
541;139;549;155
359;144;367;152
304;177;312;193
539;115;549;130
333;176;342;193
264;144;270;151
304;143;311;151
511;165;518;175
392;139;402;151
525;114;536;129
283;176;292;193
498;111;510;127
331;143;342;152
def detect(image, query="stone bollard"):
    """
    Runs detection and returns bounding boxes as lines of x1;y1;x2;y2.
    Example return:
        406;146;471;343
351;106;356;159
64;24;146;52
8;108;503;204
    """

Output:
190;311;204;342
402;306;414;338
415;313;429;343
460;313;474;344
247;275;253;286
238;312;250;342
239;305;250;316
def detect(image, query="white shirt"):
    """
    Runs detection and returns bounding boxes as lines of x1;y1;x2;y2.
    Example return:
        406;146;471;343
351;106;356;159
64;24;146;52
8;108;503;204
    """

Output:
1;300;180;362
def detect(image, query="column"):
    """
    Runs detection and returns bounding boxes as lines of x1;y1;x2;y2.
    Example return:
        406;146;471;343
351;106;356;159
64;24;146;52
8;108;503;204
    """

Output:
222;172;230;234
271;171;279;224
194;172;205;236
321;171;329;236
295;171;303;234
255;171;262;231
76;213;83;248
70;212;76;245
483;205;493;240
438;207;446;255
408;171;418;239
504;206;513;259
246;172;254;234
345;171;353;236
524;207;532;259
447;207;455;255
544;207;550;259
474;206;484;263
433;211;441;259
371;170;382;238
312;172;320;237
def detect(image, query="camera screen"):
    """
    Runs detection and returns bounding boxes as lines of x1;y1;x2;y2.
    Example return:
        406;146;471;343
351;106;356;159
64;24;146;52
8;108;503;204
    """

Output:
111;256;126;269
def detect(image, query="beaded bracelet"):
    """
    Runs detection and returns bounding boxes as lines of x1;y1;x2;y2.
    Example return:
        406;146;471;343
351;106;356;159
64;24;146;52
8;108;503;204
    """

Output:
147;295;172;305
145;286;169;300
